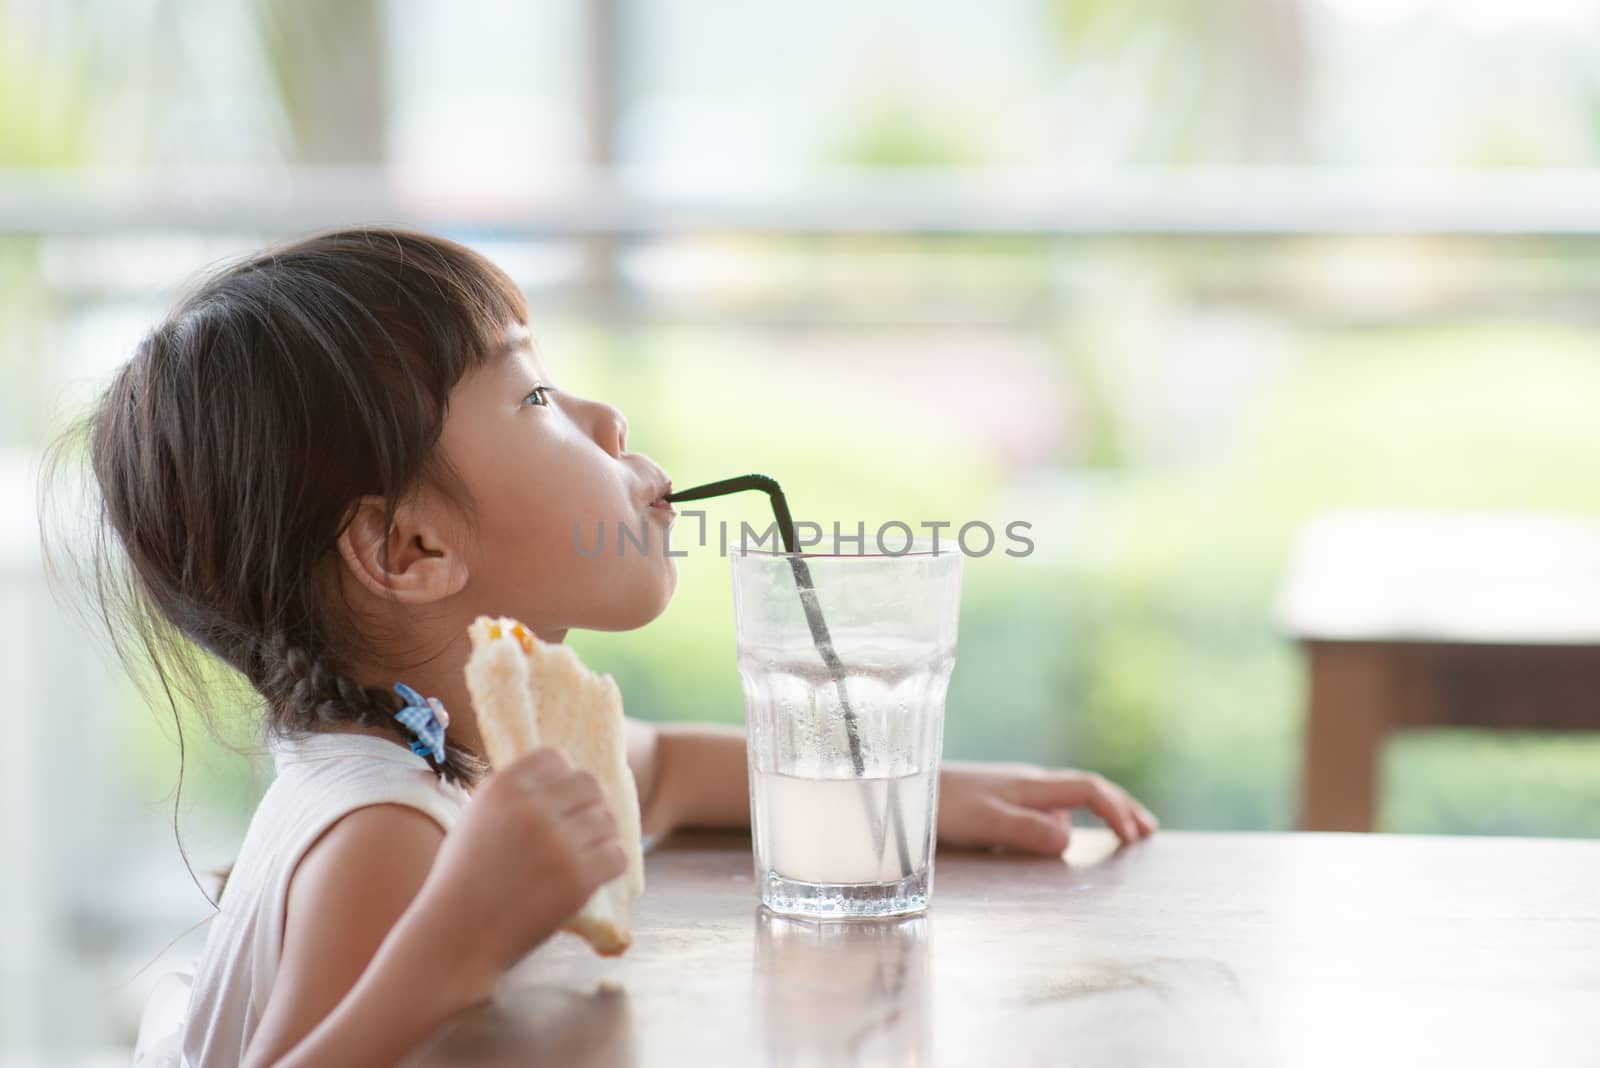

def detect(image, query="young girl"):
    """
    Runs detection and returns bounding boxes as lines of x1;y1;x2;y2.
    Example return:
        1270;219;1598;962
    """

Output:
68;227;1156;1067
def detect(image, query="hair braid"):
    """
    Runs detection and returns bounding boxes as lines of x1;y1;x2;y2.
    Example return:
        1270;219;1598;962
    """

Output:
253;632;486;787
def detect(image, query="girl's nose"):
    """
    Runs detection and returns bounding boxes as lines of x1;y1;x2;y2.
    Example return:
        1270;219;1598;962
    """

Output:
591;400;628;457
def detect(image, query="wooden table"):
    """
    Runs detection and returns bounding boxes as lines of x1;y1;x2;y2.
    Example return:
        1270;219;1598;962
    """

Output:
410;830;1600;1067
1277;511;1600;832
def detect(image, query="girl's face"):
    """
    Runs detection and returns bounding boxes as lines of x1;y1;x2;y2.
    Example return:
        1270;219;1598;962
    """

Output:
438;324;678;634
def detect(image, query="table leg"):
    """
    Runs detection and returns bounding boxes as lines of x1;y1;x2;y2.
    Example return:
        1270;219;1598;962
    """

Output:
1299;642;1392;832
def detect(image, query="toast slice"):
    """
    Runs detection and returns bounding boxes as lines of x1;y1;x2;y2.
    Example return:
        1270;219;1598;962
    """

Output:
463;616;644;956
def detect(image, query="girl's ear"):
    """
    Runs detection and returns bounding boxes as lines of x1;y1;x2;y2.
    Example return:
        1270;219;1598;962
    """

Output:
336;494;469;604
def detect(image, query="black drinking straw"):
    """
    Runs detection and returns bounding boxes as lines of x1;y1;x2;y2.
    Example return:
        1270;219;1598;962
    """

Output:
666;474;913;880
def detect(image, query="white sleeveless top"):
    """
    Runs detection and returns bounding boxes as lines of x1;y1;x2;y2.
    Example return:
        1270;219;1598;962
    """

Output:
138;731;470;1068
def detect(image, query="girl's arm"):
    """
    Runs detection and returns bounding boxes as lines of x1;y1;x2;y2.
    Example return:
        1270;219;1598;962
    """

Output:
251;902;495;1068
242;805;488;1068
624;719;1158;852
626;718;750;838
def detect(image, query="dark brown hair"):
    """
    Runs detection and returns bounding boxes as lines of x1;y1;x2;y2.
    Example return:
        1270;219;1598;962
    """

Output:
47;226;529;807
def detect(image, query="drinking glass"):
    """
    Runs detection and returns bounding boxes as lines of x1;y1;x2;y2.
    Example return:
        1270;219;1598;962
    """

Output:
732;543;963;918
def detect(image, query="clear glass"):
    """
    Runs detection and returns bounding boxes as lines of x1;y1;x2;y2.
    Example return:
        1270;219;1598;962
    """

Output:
733;542;963;918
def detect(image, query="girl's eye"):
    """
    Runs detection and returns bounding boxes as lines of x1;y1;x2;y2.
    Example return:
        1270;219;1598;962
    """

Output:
523;385;551;408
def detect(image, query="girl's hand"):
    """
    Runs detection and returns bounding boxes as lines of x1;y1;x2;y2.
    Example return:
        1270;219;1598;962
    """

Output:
937;760;1158;856
416;747;628;994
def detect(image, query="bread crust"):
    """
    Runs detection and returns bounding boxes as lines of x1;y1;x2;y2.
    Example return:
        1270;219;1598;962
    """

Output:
463;616;644;956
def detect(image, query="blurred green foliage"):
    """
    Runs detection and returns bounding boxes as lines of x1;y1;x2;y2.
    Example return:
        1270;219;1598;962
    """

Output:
0;34;85;166
831;102;979;169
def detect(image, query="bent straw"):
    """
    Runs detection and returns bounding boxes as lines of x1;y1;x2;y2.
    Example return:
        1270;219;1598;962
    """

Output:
667;474;913;880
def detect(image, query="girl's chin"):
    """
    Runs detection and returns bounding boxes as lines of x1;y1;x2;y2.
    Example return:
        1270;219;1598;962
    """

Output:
638;562;679;625
593;565;679;632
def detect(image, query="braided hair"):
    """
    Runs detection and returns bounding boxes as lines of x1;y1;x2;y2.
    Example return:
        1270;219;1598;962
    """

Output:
249;635;485;786
46;226;517;816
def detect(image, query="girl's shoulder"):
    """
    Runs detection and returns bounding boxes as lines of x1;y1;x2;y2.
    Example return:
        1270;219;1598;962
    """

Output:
261;730;470;838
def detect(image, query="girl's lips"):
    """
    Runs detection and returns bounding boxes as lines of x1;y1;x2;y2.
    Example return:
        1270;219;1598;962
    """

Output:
648;497;676;519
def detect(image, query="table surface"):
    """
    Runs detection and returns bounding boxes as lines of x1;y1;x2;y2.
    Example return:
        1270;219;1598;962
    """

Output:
411;830;1600;1068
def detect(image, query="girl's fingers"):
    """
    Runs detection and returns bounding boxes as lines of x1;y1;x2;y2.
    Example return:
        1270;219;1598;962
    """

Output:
591;841;629;882
1051;808;1074;838
988;801;1071;856
545;769;606;816
1017;773;1144;844
568;802;621;848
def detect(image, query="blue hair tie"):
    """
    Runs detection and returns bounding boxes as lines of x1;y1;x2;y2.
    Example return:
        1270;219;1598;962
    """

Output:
394;682;449;764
